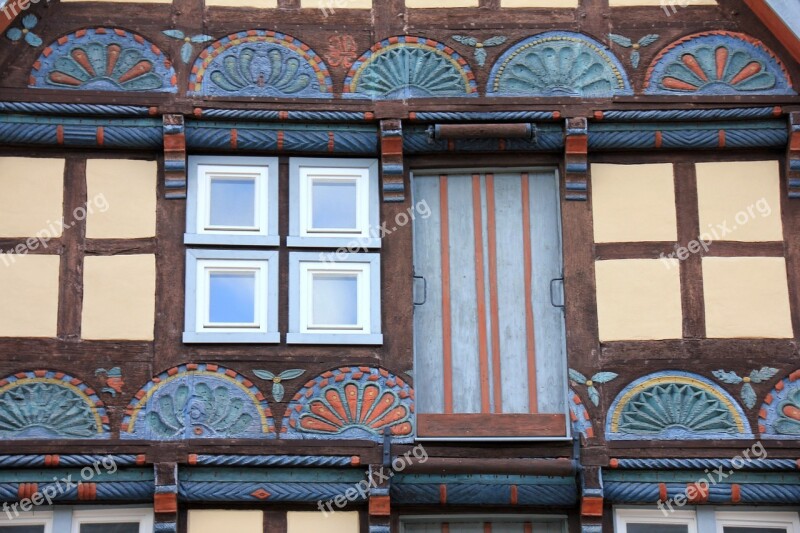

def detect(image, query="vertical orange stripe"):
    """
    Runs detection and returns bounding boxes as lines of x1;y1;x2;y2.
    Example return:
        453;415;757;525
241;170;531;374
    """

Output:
484;523;492;533
524;523;533;533
439;175;453;414
472;174;490;413
521;173;539;413
441;524;450;533
486;174;503;413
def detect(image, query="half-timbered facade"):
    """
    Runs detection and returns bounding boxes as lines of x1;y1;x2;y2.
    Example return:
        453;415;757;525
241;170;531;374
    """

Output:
0;0;799;531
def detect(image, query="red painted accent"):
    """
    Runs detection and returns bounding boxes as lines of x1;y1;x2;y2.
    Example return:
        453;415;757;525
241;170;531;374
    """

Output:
521;173;538;413
486;174;502;414
718;130;726;148
510;484;518;505
154;492;177;513
655;131;663;148
581;495;604;517
658;483;668;501
686;482;709;503
350;455;360;466
439;483;447;504
34;370;47;377
682;53;708;81
230;129;238;149
439;175;453;414
136;454;146;465
188;454;198;465
328;131;335;152
731;483;741;503
56;125;64;145
609;458;619;468
96;126;104;146
593;111;604;120
472;174;491;414
278;131;285;151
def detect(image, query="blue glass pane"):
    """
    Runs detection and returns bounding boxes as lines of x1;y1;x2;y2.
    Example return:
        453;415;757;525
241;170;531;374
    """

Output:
312;274;358;326
209;178;256;228
312;180;357;230
627;526;688;533
80;524;139;533
724;528;788;533
209;271;256;324
0;527;46;533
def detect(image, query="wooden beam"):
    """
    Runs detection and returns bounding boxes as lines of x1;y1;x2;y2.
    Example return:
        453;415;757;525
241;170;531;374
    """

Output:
417;413;567;438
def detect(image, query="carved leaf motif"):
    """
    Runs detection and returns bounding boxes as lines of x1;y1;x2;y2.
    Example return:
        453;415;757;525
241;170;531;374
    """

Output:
452;35;477;47
483;36;507;47
591;372;618;384
253;370;275;380
712;370;742;384
741;382;757;409
162;29;185;40
568;369;587;384
608;33;632;48
279;369;306;380
638;34;660;47
587;386;600;406
272;382;285;403
749;367;778;383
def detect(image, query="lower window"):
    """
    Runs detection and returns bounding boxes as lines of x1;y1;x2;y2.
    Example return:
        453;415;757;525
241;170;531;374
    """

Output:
716;511;800;533
615;508;800;533
0;508;153;533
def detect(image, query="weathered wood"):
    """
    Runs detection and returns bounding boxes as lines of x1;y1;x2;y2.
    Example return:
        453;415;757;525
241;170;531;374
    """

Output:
417;414;567;438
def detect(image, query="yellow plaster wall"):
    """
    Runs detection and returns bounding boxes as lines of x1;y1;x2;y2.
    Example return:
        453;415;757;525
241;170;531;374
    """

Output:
187;510;263;533
205;0;277;6
595;258;683;341
85;159;157;239
0;157;64;238
501;0;578;6
703;257;792;338
0;255;60;337
591;163;677;243
81;255;156;340
695;161;783;242
287;512;360;533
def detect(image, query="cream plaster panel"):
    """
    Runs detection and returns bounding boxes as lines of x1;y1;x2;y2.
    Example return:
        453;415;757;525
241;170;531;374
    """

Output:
0;157;64;238
0;254;60;337
695;160;783;242
703;257;792;338
188;511;263;533
591;163;677;243
82;255;156;340
287;512;360;533
85;159;157;239
595;258;683;341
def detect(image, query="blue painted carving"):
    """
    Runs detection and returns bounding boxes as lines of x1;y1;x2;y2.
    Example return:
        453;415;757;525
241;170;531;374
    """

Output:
0;370;109;439
5;15;42;47
121;364;275;440
568;388;594;439
568;369;618;406
609;457;797;471
712;367;778;408
607;33;659;69
30;28;177;92
645;31;795;95
253;369;305;402
607;371;752;440
451;35;507;67
344;36;478;99
759;369;800;438
487;31;632;97
189;30;332;98
281;366;414;443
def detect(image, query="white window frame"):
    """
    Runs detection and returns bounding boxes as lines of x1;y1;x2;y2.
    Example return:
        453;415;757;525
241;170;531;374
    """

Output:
288;252;382;345
184;249;279;343
0;510;53;533
715;510;800;532
70;508;153;533
614;508;698;533
185;156;279;246
288;158;380;248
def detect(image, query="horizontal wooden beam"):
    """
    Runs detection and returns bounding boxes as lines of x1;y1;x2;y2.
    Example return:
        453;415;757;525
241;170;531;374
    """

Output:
417;413;566;438
404;457;576;476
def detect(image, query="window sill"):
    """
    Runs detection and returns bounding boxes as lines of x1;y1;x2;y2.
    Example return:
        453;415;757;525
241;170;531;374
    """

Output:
286;332;383;345
184;233;280;247
182;332;281;344
286;236;381;249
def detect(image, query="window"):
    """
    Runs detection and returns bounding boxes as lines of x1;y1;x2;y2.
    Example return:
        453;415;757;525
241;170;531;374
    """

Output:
289;158;380;248
400;514;567;532
184;249;279;343
615;509;697;533
412;170;567;439
0;510;52;533
186;156;279;246
71;509;153;533
288;252;381;344
716;511;800;533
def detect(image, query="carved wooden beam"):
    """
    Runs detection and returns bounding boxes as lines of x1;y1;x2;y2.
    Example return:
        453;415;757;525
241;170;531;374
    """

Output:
368;464;391;533
565;117;589;201
380;119;405;203
580;465;603;532
154;462;178;533
788;112;800;199
163;114;187;200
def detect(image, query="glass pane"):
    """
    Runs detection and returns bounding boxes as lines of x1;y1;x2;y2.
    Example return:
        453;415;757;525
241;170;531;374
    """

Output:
209;177;256;228
0;527;46;532
722;526;786;533
627;525;689;533
312;274;358;326
208;270;256;324
311;180;357;230
80;524;139;533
